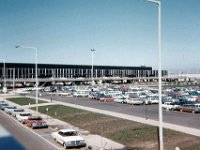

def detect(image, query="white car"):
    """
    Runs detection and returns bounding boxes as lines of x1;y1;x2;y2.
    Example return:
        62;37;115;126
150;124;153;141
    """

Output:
126;98;144;105
58;92;71;96
52;129;86;149
11;108;25;117
114;97;127;104
16;112;32;123
162;102;174;110
4;106;17;114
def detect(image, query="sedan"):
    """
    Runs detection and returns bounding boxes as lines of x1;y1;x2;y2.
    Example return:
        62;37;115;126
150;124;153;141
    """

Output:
52;129;86;149
0;103;9;110
126;98;144;105
11;108;25;117
16;112;32;123
4;106;17;114
24;116;48;129
175;104;200;113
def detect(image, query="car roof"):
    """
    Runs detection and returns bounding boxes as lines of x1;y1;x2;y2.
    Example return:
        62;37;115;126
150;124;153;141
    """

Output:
14;108;24;111
194;103;200;106
28;116;42;119
5;106;16;108
19;112;31;114
59;129;77;133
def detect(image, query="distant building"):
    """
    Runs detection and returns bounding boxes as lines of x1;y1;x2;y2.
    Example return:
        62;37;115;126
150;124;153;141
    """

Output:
0;63;167;80
152;70;168;77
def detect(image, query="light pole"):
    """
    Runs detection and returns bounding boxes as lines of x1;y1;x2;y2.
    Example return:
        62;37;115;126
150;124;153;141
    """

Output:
15;45;38;112
91;49;95;85
147;0;163;150
0;59;7;93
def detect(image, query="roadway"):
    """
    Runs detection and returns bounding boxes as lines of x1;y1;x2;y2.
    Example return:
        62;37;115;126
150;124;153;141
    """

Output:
0;110;60;150
38;92;200;130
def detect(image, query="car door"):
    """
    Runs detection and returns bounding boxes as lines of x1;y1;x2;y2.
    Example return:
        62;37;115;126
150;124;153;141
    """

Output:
57;131;64;145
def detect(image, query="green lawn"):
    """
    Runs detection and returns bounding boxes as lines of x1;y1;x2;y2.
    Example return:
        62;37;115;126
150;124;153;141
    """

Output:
7;97;47;105
34;104;200;150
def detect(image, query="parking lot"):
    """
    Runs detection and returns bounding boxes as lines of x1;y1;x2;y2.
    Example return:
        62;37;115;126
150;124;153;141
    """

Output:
1;92;200;150
35;91;200;130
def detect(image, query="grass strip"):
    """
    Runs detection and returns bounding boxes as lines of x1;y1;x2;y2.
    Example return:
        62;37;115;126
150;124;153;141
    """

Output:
32;104;200;149
7;97;47;105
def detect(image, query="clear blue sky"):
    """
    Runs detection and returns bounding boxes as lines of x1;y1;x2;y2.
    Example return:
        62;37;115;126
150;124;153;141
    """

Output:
0;0;200;73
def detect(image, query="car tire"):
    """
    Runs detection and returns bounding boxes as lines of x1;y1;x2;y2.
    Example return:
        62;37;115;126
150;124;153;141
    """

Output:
63;143;67;149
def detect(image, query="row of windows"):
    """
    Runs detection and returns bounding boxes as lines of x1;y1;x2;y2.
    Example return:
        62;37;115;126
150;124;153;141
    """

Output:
0;63;168;79
0;67;153;79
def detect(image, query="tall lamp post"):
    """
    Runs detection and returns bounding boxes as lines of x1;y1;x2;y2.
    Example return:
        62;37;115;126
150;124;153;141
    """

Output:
15;45;38;112
147;0;163;150
0;59;7;93
91;49;95;85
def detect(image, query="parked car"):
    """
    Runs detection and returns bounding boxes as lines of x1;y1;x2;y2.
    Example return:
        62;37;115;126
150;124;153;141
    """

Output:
0;100;6;104
175;104;200;113
11;108;25;117
162;102;174;110
114;97;128;104
126;98;144;105
170;101;190;110
24;116;48;129
4;106;17;114
97;96;114;102
52;129;86;149
72;90;90;97
194;103;200;108
148;96;159;104
16;112;32;123
0;103;9;110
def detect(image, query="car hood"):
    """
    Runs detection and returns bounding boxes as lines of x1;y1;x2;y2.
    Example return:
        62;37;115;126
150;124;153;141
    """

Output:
30;120;46;124
62;136;84;141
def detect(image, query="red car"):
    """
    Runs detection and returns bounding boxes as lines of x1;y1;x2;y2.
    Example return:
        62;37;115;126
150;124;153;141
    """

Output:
24;116;48;129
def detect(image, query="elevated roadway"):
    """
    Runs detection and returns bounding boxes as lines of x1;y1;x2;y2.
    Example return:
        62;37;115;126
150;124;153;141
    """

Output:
2;74;200;84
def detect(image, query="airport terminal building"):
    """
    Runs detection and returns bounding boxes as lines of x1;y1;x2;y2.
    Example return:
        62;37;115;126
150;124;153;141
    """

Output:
0;62;167;80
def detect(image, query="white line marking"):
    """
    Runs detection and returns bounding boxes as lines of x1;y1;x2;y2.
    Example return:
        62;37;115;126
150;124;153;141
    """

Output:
40;133;51;136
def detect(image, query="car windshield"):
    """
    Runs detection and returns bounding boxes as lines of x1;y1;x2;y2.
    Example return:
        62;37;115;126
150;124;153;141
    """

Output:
63;131;78;136
6;107;16;109
29;117;42;120
15;109;24;112
20;113;31;116
0;103;8;106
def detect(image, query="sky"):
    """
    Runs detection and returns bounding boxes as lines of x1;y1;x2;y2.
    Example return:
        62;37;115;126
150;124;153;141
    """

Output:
0;0;200;73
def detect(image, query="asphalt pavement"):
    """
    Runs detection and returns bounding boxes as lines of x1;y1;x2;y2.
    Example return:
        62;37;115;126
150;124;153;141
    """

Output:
33;92;200;137
39;92;200;130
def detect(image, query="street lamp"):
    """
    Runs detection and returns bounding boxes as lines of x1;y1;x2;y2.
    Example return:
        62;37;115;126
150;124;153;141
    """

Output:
0;59;7;93
15;45;38;112
91;49;95;85
147;0;164;150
